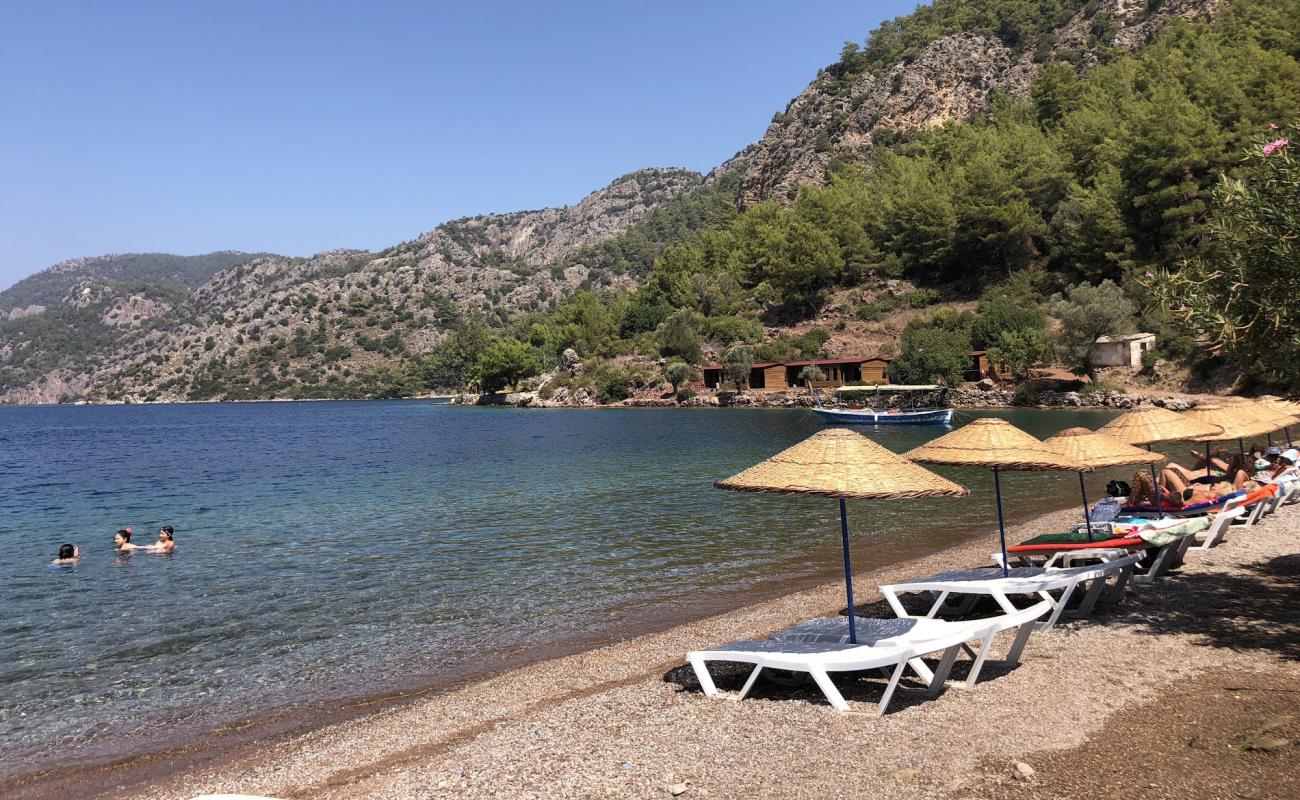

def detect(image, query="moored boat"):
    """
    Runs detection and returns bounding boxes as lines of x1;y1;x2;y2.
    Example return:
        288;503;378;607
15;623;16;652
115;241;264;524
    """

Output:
812;384;953;426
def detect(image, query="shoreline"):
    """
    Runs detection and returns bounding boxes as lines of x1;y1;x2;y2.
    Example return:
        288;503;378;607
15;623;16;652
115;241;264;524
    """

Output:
1;497;1084;800
9;494;1298;799
1;387;1222;412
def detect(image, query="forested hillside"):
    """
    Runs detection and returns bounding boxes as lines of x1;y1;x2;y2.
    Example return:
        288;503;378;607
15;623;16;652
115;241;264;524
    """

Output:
0;251;270;317
419;0;1300;398
3;0;1297;404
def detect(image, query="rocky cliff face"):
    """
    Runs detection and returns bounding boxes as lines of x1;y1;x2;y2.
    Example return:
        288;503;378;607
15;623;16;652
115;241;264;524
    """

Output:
0;169;701;403
738;0;1222;206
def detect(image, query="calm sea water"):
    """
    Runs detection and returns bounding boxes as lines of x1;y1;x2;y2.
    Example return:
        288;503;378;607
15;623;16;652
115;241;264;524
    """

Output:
0;402;1130;778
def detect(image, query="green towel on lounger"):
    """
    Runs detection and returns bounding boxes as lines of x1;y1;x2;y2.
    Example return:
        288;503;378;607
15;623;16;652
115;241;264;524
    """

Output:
1018;529;1129;546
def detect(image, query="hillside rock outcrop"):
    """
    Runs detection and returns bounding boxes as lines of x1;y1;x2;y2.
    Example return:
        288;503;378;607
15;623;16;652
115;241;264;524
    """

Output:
738;0;1222;206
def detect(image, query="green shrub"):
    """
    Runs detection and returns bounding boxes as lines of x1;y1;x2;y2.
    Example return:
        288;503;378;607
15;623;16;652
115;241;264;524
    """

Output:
593;366;632;403
701;315;763;345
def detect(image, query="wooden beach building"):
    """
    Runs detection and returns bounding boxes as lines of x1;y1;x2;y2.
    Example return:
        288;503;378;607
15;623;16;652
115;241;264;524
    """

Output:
702;357;890;390
965;351;1013;382
702;351;1012;390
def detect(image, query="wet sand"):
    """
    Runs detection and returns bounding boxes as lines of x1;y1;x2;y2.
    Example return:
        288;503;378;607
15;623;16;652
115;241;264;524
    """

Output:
14;499;1300;800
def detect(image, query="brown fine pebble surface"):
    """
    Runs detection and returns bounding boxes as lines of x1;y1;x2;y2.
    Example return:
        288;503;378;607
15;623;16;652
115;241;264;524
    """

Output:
16;504;1300;800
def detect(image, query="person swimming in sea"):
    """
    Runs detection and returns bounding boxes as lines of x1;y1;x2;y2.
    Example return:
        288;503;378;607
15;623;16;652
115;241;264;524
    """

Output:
51;543;79;564
114;528;140;551
144;526;176;553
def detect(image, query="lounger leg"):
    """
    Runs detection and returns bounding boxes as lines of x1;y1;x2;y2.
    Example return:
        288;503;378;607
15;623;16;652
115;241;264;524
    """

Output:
737;665;763;700
992;591;1020;616
688;656;718;697
925;591;951;618
1035;587;1070;631
1005;622;1034;666
940;593;979;616
1134;545;1172;585
906;656;935;685
877;660;909;717
883;589;910;619
926;645;961;697
807;667;850;712
964;636;996;690
1074;576;1106;617
1105;565;1133;603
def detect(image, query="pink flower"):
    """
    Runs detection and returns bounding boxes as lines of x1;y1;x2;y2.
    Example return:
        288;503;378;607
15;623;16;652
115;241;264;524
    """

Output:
1144;271;1154;279
1263;138;1289;157
1269;123;1281;130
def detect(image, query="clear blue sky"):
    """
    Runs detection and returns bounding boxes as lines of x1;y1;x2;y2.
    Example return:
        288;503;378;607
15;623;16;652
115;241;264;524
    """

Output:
0;0;914;289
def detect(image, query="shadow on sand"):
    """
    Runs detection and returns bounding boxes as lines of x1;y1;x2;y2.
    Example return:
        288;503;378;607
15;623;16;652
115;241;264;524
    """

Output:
1110;552;1300;661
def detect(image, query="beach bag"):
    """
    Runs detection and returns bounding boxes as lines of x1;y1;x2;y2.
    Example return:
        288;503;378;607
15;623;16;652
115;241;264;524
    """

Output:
1091;496;1123;523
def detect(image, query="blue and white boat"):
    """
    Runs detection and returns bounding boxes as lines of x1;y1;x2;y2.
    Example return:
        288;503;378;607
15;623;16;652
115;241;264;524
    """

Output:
812;384;953;426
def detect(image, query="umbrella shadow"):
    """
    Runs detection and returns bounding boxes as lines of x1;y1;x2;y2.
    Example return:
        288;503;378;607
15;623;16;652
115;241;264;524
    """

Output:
1105;553;1300;661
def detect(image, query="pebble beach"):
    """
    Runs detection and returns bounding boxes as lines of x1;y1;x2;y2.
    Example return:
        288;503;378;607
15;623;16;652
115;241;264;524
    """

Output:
11;497;1296;800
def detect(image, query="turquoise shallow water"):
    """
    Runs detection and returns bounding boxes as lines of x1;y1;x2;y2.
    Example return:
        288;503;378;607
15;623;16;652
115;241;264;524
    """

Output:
0;402;1131;778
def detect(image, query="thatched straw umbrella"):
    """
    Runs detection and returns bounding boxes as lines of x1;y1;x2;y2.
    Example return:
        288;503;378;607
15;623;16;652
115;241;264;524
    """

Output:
1183;402;1277;475
1220;397;1299;450
904;418;1088;576
1097;406;1223;518
715;428;968;644
1043;427;1165;540
1257;396;1300;446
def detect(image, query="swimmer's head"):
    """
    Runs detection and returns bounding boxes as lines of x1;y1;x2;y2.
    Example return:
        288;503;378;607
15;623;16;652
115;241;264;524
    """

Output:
58;543;77;560
159;526;174;541
115;529;131;545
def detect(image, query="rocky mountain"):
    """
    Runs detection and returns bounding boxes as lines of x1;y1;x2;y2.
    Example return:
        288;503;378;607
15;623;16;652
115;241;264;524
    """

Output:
0;169;703;403
0;251;272;320
0;0;1226;404
738;0;1222;206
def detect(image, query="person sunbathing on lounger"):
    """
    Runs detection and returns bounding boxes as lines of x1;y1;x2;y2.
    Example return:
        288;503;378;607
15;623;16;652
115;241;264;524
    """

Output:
1129;470;1228;509
1258;449;1299;484
1161;454;1252;497
1186;447;1230;475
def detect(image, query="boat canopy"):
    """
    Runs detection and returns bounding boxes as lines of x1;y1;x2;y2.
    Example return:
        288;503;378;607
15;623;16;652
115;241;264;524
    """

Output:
834;384;943;392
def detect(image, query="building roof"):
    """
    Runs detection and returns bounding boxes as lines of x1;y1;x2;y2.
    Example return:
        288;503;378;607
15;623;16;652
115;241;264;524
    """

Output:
1096;332;1156;344
701;363;778;370
783;357;887;367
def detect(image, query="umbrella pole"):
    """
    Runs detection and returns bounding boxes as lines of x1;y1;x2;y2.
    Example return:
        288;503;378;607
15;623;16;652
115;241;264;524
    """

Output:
1206;441;1212;479
1078;472;1093;542
839;498;857;645
994;467;1009;577
1268;432;1274;448
1238;438;1246;459
1288;427;1294;448
1148;446;1162;520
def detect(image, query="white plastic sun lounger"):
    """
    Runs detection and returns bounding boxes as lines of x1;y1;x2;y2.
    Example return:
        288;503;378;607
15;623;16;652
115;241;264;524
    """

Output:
878;553;1143;632
686;602;1050;715
769;600;1051;691
1192;505;1245;550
